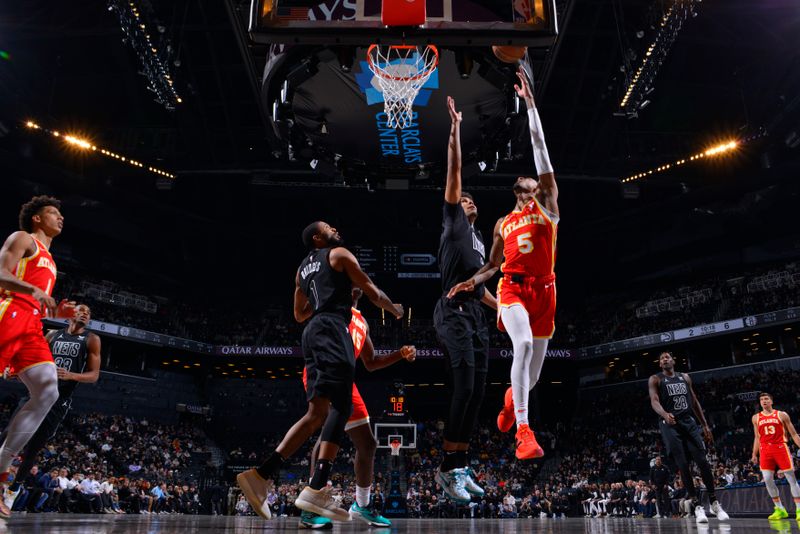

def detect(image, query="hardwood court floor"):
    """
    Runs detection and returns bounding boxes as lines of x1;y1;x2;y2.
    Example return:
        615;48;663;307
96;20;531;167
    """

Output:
1;514;796;533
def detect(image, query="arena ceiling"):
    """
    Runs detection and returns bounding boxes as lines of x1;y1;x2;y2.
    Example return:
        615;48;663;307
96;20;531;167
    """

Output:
1;0;798;302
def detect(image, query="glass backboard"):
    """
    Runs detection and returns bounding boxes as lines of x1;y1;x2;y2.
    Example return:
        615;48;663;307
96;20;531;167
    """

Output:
249;0;558;46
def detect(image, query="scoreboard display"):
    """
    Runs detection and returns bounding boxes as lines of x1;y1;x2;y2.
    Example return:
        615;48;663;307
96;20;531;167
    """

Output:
387;394;406;417
352;245;439;280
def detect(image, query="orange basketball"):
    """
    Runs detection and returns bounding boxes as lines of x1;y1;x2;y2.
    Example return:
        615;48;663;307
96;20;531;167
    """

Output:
492;45;527;64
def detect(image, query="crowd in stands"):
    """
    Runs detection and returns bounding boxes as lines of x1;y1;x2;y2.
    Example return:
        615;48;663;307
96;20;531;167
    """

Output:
49;261;799;350
0;400;213;515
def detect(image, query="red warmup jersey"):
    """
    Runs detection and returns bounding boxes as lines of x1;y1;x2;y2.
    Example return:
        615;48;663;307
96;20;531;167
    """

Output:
499;198;558;277
348;307;367;358
758;411;787;446
0;236;57;312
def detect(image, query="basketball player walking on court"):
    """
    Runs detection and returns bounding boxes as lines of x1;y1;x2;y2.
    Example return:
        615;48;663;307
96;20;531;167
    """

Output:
237;222;403;523
648;351;729;524
751;392;800;520
3;304;101;510
433;96;496;503
449;68;556;460
0;196;74;518
300;287;416;529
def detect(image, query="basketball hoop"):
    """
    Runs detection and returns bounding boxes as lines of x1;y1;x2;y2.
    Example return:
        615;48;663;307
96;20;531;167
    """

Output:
390;439;402;457
367;44;439;130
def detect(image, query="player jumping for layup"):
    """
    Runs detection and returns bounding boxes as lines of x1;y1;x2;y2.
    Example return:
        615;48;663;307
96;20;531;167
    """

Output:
449;68;556;460
751;392;800;520
649;351;729;523
237;222;403;523
0;196;73;518
301;287;416;529
433;96;496;503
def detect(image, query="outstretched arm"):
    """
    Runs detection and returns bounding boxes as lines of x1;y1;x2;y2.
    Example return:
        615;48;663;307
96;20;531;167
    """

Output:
447;217;504;298
331;248;404;319
444;96;463;205
515;67;558;218
360;331;416;371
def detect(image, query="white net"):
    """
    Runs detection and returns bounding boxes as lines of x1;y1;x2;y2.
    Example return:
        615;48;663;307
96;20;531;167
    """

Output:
367;45;439;130
390;440;402;457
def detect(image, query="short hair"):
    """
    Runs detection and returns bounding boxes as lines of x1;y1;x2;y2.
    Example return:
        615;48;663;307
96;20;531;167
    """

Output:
461;192;474;202
19;195;61;232
301;221;322;250
759;392;773;400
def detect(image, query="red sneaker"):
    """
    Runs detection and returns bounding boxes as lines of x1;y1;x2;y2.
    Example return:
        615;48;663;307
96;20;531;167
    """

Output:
515;424;545;460
497;387;515;433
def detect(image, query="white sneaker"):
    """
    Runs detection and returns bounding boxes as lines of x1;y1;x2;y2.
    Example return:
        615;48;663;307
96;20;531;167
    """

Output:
3;487;20;512
460;468;485;497
695;505;708;524
236;468;273;520
653;514;662;518
539;512;547;518
434;468;470;503
710;500;729;520
295;486;350;522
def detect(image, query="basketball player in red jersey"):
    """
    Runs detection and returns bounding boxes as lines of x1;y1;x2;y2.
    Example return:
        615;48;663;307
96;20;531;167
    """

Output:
0;196;74;518
449;67;557;460
300;287;416;529
751;392;800;520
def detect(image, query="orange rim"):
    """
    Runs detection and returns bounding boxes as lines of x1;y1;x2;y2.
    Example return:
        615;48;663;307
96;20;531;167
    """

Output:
367;44;439;82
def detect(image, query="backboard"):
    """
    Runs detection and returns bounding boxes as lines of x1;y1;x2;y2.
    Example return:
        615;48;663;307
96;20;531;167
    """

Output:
374;422;417;449
249;0;558;46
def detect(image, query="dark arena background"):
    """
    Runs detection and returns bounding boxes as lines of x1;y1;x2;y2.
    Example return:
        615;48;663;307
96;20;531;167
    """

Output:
1;0;799;533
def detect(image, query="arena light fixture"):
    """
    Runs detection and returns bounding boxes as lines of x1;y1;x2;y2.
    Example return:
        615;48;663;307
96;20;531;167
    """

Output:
621;140;738;183
24;119;175;179
107;0;181;110
619;0;699;115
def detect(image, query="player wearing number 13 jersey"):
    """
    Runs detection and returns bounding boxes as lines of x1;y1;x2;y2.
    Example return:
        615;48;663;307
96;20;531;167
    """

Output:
751;392;800;520
448;67;557;460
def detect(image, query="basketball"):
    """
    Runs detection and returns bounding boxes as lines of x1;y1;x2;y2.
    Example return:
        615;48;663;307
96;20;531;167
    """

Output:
492;45;527;63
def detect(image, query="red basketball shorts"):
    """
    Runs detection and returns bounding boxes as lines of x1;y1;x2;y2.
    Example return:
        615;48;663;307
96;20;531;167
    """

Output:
0;299;54;374
302;368;370;430
760;443;794;472
496;273;557;339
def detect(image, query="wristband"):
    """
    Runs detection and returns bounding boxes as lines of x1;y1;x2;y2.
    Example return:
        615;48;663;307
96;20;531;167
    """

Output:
527;107;554;175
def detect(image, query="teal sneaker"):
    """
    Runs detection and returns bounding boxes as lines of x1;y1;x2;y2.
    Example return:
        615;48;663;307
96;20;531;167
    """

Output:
462;467;485;497
349;502;392;527
298;510;333;530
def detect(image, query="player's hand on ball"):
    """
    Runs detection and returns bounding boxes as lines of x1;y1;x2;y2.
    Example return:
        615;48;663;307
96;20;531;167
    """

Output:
447;280;475;299
447;96;462;124
391;303;404;320
401;346;416;362
514;67;534;105
664;413;676;425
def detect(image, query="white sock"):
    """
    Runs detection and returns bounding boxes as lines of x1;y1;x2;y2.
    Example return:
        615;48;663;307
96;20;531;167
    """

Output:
0;364;59;473
501;305;533;426
355;485;371;508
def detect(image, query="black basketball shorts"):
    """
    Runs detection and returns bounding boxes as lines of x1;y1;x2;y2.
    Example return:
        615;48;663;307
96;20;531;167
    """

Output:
302;313;356;403
434;297;490;373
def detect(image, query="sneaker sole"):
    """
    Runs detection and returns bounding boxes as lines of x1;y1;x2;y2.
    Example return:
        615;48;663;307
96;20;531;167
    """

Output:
433;472;471;504
236;472;272;520
515;447;545;460
298;520;333;530
295;496;350;522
